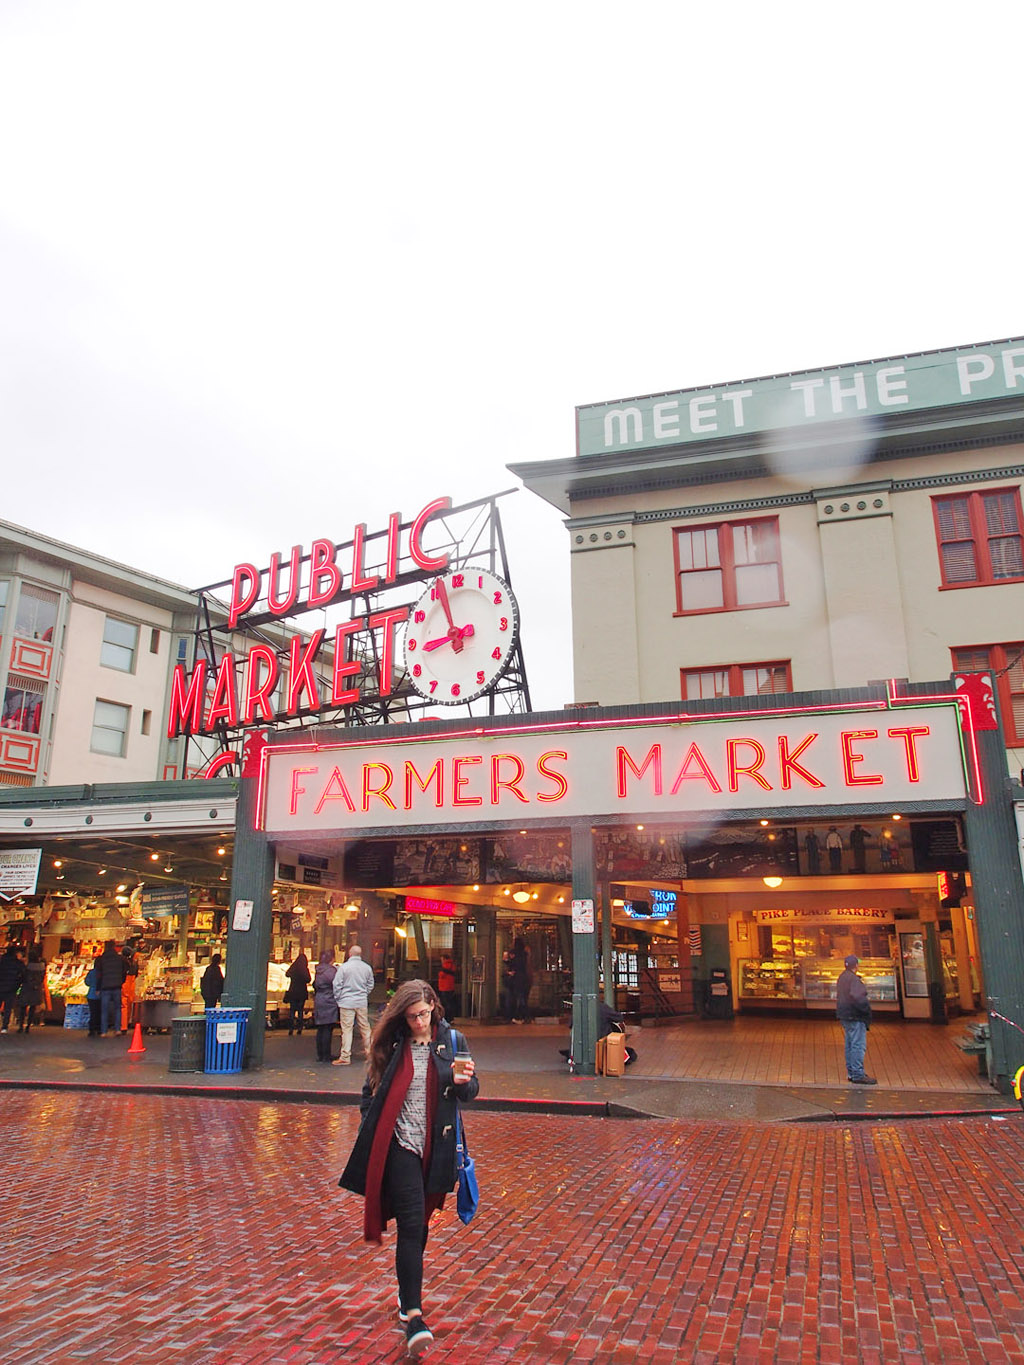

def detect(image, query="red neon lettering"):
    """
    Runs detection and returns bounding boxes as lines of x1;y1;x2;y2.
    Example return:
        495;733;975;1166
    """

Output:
385;512;401;583
362;762;396;811
331;619;363;706
205;653;239;728
616;744;663;798
409;496;451;573
491;753;528;804
404;759;444;809
887;726;929;783
368;607;409;697
536;750;569;803
228;563;260;628
289;766;318;815
314;767;356;815
286;628;324;713
267;545;302;616
350;523;380;592
452;755;483;806
243;645;279;725
841;729;883;786
670;742;723;794
778;733;824;790
166;661;208;737
308;538;341;609
726;738;772;792
199;750;236;779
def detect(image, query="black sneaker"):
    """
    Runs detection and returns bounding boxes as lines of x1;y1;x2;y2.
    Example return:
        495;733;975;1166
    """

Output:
405;1315;433;1356
851;1075;877;1085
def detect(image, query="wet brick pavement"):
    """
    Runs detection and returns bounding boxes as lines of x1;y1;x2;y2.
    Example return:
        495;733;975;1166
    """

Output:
4;1092;1024;1363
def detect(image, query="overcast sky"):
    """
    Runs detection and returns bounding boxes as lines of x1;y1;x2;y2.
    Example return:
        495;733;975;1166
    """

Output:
1;3;1021;711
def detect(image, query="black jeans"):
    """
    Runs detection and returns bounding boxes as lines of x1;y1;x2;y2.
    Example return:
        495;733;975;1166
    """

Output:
315;1023;334;1061
384;1139;430;1314
288;1003;304;1033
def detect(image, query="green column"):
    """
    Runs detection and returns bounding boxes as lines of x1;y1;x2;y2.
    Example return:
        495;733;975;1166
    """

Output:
961;721;1024;1092
570;819;599;1074
223;775;276;1067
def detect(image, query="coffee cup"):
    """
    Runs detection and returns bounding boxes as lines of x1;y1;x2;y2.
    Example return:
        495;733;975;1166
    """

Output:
453;1050;473;1082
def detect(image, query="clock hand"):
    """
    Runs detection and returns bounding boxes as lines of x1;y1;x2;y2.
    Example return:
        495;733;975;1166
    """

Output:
423;625;475;652
434;577;456;631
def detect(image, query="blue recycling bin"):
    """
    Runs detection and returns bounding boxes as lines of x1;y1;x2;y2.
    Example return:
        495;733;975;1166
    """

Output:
204;1007;250;1074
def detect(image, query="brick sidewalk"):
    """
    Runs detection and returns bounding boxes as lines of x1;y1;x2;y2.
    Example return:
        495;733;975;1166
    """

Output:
3;1091;1024;1363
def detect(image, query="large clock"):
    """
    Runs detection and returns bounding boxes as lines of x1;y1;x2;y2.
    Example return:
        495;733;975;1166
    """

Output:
404;567;520;705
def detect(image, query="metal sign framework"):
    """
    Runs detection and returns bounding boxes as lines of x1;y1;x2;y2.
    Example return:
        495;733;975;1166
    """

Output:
180;491;531;777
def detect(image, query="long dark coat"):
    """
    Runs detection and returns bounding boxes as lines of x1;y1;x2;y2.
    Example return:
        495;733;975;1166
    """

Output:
284;954;311;1003
339;1019;478;1237
312;963;339;1025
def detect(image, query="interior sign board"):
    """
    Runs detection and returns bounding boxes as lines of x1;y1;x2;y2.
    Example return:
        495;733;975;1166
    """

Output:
0;848;41;901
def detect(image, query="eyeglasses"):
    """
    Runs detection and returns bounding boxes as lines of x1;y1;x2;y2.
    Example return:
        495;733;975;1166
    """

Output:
406;1008;433;1022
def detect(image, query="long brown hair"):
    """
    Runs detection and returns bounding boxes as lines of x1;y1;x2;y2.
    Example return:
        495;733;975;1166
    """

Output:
366;979;443;1091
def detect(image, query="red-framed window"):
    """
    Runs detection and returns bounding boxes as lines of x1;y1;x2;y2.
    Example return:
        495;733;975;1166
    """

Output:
933;488;1024;587
673;517;784;614
952;644;1024;743
682;661;792;702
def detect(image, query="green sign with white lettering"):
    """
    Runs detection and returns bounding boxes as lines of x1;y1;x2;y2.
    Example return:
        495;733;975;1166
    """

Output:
576;337;1024;457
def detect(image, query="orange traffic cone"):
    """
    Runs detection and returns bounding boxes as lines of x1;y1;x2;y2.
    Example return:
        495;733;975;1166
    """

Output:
127;1022;146;1055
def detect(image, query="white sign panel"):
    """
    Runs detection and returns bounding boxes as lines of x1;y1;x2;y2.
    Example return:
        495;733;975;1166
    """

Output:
0;848;42;901
232;899;254;931
571;899;595;933
216;1021;239;1045
259;703;967;835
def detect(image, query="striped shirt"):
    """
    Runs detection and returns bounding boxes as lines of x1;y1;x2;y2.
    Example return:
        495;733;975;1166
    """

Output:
395;1042;430;1156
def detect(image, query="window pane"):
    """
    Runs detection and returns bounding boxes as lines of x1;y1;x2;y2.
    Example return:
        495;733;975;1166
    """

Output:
732;520;777;566
982;491;1020;536
680;569;724;611
988;536;1023;580
0;580;7;633
678;528;720;572
936;496;971;540
685;670;728;700
953;648;991;672
91;700;129;757
941;542;978;583
101;618;138;672
15;584;58;640
742;665;788;695
735;562;781;605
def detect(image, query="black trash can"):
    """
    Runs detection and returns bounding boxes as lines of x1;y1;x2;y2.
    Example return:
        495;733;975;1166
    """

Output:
168;1014;207;1073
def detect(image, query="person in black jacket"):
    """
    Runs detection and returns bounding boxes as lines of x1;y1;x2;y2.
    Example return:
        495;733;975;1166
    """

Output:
0;945;25;1033
836;954;875;1085
339;979;479;1359
97;941;126;1036
18;946;46;1033
284;951;311;1035
200;954;225;1010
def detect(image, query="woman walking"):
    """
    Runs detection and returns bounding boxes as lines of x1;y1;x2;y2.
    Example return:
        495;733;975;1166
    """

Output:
312;950;339;1063
339;979;478;1358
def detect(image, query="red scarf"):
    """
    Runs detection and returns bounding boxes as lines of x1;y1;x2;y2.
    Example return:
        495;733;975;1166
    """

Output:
362;1041;439;1244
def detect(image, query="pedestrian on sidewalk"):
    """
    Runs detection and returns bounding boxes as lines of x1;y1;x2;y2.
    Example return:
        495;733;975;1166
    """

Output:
837;954;876;1084
338;979;479;1359
510;937;532;1023
0;944;25;1033
284;950;311;1035
313;949;339;1063
17;946;46;1033
85;952;101;1037
97;941;125;1036
200;954;225;1010
332;944;374;1066
436;952;457;1021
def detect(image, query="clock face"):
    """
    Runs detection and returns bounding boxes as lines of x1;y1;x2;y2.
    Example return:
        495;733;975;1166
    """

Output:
404;568;520;705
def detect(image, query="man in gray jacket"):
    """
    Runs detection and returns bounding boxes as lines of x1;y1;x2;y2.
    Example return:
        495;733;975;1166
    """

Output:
331;944;375;1066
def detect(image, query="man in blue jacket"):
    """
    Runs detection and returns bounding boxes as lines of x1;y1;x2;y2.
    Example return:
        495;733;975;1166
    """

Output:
836;954;876;1084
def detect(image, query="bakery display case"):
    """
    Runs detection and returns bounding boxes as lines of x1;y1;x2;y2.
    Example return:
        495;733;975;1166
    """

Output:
738;958;801;1004
802;957;899;1011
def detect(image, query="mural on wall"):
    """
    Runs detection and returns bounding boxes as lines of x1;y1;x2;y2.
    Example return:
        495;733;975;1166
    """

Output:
483;832;572;883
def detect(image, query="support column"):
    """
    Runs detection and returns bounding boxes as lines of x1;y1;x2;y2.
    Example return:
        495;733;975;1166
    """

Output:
570;819;599;1074
962;723;1024;1092
223;775;276;1068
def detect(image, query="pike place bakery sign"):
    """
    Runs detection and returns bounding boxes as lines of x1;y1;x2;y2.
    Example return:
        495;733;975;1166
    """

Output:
258;701;967;834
